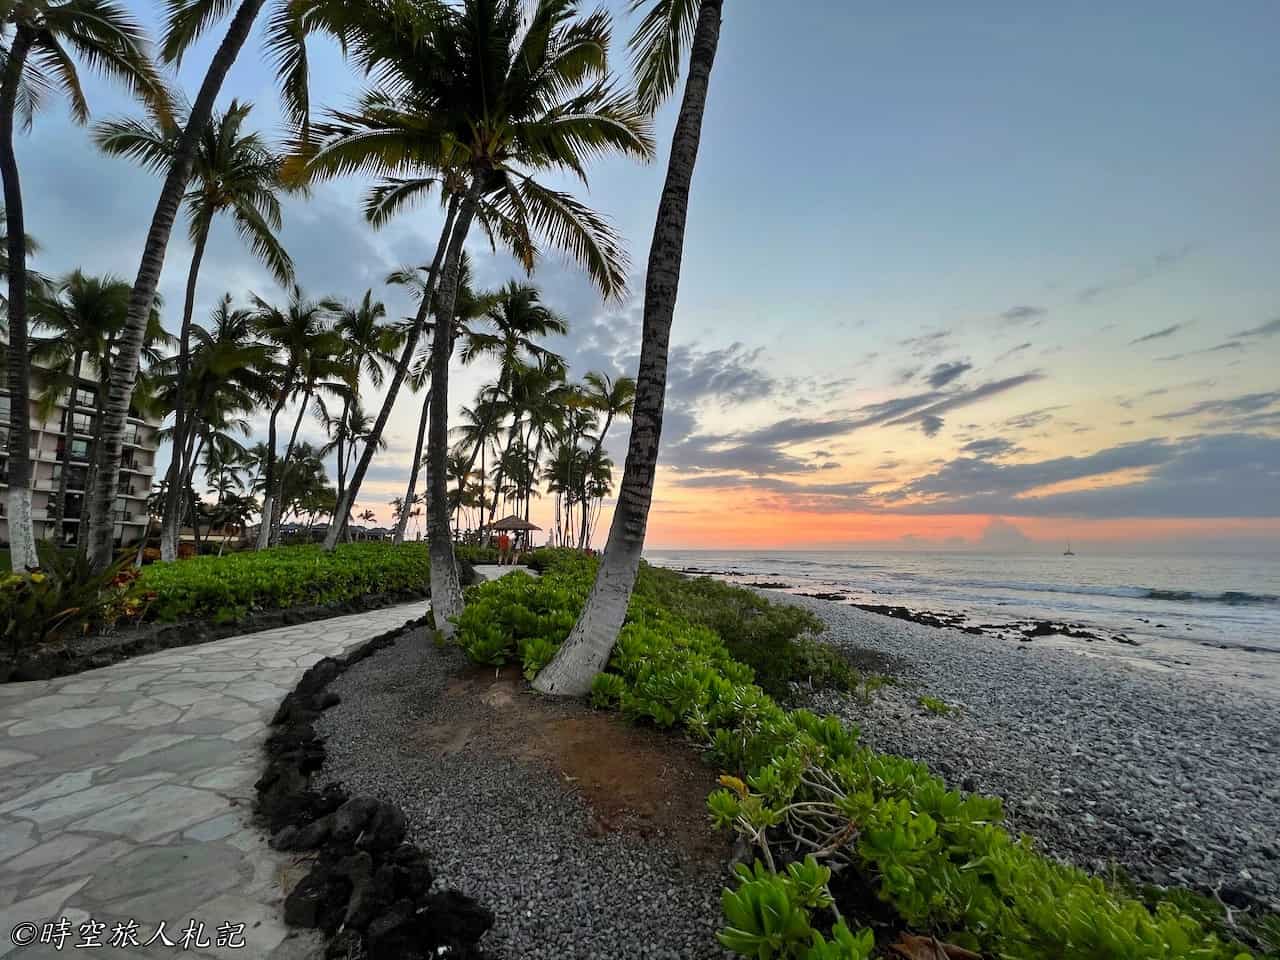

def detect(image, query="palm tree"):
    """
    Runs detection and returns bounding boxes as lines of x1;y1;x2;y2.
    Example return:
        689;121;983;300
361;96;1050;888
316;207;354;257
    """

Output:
1;0;166;571
576;371;635;546
535;0;725;695
81;0;400;569
390;252;491;546
29;271;130;538
292;0;653;637
248;285;341;548
154;295;272;542
94;98;295;561
329;290;401;538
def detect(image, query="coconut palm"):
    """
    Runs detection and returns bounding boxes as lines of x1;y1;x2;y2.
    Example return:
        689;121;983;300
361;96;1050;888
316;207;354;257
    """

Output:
535;0;726;695
248;285;341;548
28;271;130;537
153;295;272;539
575;370;635;546
81;0;399;569
292;0;653;636
1;0;167;570
390;252;491;545
94;97;295;560
323;290;400;538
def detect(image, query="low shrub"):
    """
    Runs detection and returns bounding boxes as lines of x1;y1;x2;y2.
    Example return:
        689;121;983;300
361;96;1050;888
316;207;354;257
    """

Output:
2;552;140;656
455;544;500;565
136;542;430;624
452;551;1257;960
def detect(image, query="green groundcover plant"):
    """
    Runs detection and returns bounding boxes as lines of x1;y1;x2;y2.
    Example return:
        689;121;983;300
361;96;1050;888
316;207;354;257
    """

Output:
137;542;431;624
454;549;1261;960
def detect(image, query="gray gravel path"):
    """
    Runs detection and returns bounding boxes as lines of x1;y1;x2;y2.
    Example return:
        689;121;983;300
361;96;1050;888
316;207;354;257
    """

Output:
776;592;1280;911
316;630;730;960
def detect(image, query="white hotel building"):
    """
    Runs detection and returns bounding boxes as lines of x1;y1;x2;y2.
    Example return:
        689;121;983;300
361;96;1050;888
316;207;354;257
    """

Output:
0;365;160;549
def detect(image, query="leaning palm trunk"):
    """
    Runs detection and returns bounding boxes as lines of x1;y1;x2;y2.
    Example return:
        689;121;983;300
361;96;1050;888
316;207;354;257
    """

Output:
88;0;268;572
161;213;213;561
426;174;484;637
535;0;723;695
323;194;459;552
1;28;39;571
394;387;431;545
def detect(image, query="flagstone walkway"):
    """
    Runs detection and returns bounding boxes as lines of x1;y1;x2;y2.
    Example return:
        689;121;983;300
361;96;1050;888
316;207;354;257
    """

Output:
0;602;429;958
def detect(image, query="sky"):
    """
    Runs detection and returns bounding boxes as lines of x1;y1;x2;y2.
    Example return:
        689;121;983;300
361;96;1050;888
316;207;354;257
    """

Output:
15;1;1280;552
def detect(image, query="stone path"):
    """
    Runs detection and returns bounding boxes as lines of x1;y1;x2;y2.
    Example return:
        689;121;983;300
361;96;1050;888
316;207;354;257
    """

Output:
0;603;427;958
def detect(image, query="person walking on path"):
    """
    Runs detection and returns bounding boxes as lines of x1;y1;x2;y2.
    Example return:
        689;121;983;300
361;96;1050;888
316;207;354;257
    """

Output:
497;532;512;566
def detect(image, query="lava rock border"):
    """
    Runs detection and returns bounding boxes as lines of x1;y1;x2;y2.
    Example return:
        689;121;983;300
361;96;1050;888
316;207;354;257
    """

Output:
254;615;493;958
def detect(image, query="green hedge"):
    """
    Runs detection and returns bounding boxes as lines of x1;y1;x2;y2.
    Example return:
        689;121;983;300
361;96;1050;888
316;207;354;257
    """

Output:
453;553;1258;960
137;542;431;624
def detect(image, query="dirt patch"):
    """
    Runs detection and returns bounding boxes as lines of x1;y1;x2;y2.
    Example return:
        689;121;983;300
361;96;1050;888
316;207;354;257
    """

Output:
409;665;729;866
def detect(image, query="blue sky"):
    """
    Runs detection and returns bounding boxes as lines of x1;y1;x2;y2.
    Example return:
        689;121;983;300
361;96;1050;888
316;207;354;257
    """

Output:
15;1;1280;548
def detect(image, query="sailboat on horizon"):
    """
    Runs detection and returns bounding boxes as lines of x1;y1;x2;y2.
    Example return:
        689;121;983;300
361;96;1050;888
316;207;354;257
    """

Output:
1064;541;1075;556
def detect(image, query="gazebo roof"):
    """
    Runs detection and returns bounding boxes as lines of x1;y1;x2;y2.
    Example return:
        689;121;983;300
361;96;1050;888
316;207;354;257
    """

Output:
488;515;542;532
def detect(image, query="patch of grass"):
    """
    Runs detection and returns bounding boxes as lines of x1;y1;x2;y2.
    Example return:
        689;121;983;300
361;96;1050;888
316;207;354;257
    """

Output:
917;694;953;715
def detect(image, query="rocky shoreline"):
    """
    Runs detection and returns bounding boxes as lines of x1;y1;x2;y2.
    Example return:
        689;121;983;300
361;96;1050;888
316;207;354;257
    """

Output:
772;591;1280;915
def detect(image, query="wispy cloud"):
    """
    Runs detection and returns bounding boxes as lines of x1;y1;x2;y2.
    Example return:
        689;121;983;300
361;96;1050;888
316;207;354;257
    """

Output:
1129;323;1184;345
1000;305;1046;325
1233;316;1280;339
1077;244;1193;304
1155;391;1280;421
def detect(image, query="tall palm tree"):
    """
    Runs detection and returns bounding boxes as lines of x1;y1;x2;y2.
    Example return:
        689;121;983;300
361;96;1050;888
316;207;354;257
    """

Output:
390;252;492;546
29;271;130;538
329;290;401;538
154;295;272;540
292;0;653;637
81;0;393;569
1;0;166;571
576;370;635;546
248;285;340;549
536;0;725;695
94;97;295;561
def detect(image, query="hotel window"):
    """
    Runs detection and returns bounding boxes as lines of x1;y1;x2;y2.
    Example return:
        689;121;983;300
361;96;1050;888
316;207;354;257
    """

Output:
71;413;94;435
74;387;95;408
69;438;90;462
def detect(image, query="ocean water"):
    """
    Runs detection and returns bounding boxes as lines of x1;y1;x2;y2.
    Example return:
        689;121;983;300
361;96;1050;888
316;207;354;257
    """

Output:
645;549;1280;689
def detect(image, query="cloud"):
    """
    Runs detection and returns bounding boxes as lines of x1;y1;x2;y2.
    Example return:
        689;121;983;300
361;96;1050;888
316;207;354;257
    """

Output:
1076;244;1192;303
887;434;1279;518
925;360;972;388
1000;305;1046;325
978;518;1035;550
1004;405;1068;431
1129;323;1184;345
1233;316;1280;339
1155;391;1280;422
898;330;950;358
884;373;1043;435
995;341;1033;362
961;437;1021;459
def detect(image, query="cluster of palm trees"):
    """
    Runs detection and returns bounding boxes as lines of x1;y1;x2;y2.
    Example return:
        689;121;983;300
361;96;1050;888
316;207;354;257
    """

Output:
3;0;725;695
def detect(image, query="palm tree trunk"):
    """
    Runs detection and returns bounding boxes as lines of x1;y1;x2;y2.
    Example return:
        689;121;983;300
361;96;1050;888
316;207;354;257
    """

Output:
394;387;431;545
270;387;312;546
426;173;484;637
88;0;268;572
323;193;459;552
51;351;85;543
161;213;212;562
1;28;38;572
535;0;723;695
255;381;292;550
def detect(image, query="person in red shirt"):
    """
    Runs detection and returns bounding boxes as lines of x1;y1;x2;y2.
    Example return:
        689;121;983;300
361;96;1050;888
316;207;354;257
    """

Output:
497;532;512;566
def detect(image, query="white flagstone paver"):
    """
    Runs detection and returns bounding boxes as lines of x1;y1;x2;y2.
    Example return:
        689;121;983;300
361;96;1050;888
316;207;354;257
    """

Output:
0;602;427;959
